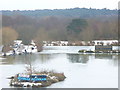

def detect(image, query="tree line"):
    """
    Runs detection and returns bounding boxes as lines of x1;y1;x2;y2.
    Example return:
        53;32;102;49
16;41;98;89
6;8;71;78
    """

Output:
1;8;117;18
1;14;118;45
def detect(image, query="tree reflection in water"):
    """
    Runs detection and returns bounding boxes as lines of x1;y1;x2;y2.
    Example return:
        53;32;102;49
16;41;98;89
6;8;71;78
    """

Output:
95;54;112;59
67;54;89;64
1;54;53;65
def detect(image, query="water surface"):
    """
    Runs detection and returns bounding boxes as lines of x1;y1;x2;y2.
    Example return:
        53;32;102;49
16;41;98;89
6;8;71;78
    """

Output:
0;46;118;88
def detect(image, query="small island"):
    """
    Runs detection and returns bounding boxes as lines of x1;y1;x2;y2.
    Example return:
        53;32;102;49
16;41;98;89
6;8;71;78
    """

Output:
9;71;66;87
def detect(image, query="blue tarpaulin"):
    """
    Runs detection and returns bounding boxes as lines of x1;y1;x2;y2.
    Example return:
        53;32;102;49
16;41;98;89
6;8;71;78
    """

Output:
18;77;47;81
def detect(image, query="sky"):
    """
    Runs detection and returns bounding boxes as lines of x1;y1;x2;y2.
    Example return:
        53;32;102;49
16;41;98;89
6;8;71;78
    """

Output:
0;0;119;10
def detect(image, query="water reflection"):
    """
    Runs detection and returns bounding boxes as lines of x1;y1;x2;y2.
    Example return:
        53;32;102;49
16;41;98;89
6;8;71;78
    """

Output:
66;53;118;66
0;56;16;64
95;54;113;59
110;54;118;66
1;53;118;65
67;54;89;64
0;54;54;65
95;53;118;66
37;54;53;63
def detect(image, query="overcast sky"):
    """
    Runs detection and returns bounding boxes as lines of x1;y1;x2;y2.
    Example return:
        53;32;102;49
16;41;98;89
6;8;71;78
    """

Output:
0;0;119;10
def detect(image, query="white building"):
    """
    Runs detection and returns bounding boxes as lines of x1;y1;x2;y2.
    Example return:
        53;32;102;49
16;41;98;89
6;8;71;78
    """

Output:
92;40;118;46
43;41;68;46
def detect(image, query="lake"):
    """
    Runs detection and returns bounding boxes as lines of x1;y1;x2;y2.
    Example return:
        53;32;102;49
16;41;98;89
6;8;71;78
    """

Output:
0;46;118;88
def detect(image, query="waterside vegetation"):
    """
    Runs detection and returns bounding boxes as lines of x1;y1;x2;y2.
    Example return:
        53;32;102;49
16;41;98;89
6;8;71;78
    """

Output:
9;71;66;87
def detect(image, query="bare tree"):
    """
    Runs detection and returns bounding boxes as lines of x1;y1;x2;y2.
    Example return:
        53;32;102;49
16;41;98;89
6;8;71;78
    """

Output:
2;27;18;45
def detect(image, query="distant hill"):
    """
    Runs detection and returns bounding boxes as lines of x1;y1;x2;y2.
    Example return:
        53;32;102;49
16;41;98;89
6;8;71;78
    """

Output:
1;8;117;18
